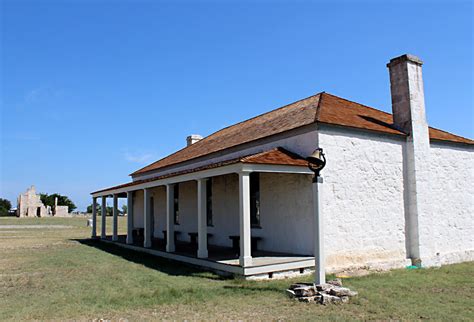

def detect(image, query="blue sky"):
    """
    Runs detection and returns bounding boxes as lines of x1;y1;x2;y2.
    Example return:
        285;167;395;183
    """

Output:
1;0;472;211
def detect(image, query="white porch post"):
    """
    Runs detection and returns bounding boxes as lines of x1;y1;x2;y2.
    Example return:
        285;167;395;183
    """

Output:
143;188;152;248
126;191;134;244
101;196;107;239
197;178;208;258
239;172;252;267
112;194;118;241
313;176;325;284
166;184;175;252
91;197;97;238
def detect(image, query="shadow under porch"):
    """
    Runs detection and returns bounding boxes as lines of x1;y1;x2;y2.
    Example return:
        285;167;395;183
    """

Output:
100;234;315;278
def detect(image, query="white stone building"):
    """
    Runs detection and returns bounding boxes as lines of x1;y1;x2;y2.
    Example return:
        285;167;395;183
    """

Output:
91;54;473;278
17;186;69;217
17;186;50;217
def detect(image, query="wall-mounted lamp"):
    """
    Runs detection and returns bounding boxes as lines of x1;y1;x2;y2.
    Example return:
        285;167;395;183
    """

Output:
307;148;326;179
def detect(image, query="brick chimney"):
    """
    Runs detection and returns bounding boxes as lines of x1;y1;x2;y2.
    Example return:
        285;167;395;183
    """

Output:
387;54;432;266
186;134;203;147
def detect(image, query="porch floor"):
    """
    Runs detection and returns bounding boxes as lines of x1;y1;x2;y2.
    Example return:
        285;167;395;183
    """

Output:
101;235;315;277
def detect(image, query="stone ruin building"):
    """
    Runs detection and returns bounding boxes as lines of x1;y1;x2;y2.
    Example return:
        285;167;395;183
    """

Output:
17;186;69;217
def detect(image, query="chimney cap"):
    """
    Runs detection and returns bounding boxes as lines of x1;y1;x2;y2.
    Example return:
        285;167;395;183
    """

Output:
387;54;423;68
186;134;203;146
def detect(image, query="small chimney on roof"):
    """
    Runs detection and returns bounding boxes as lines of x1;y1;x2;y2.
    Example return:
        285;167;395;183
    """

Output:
186;134;203;146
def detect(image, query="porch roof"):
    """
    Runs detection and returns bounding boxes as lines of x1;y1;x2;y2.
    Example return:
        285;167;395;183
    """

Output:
92;147;310;196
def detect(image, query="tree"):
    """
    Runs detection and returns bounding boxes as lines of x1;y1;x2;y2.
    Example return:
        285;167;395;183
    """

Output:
121;205;128;215
0;198;12;216
40;193;77;212
86;204;95;213
87;204;113;216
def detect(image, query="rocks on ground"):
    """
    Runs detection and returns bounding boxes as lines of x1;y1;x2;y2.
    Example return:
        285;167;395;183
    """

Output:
287;279;358;305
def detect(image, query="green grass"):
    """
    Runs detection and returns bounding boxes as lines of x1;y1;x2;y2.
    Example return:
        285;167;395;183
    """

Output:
0;217;473;320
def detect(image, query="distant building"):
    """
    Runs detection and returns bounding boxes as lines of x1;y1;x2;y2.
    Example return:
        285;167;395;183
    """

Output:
17;186;69;217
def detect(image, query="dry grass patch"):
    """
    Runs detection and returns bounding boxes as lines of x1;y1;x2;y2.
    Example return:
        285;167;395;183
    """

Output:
0;217;473;320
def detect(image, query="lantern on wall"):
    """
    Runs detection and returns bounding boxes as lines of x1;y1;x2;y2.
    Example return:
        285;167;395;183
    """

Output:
307;148;326;178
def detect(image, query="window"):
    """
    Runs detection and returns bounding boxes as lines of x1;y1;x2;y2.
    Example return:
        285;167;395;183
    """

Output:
250;172;261;228
206;178;213;226
174;184;179;225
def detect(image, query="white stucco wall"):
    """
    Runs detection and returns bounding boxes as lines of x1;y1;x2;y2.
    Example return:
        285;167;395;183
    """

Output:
208;172;314;254
149;186;166;238
422;142;474;266
257;173;314;255
174;181;198;241
207;174;240;247
138;183;200;241
318;126;409;272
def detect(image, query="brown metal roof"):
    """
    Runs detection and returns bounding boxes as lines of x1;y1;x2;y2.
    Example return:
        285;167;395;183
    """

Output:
93;147;307;194
132;92;473;176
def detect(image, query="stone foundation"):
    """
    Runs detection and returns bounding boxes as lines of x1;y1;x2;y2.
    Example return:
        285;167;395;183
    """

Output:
245;268;314;280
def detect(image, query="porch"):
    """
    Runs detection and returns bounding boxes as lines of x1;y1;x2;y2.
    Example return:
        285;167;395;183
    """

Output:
101;234;315;278
90;148;322;279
